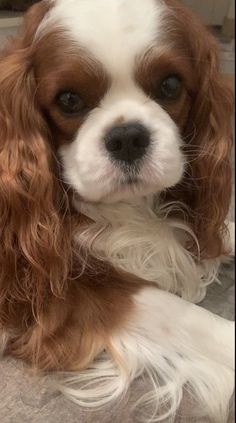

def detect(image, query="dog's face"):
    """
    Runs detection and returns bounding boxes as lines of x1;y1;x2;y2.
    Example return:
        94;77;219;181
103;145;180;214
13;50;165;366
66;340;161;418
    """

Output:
32;0;196;202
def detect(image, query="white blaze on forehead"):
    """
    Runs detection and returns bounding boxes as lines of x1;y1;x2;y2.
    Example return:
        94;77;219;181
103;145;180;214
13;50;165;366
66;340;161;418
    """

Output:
37;0;165;75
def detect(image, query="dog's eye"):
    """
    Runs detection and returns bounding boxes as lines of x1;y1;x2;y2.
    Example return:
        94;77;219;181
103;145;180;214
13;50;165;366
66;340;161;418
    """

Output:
57;91;85;116
157;75;182;100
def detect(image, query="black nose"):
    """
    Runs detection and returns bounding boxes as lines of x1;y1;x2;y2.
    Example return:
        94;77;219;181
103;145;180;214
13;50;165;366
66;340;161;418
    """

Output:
104;123;150;164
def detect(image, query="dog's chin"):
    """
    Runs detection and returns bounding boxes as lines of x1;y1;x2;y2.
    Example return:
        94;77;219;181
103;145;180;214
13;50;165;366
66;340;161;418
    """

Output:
102;182;161;203
67;159;185;204
76;178;175;204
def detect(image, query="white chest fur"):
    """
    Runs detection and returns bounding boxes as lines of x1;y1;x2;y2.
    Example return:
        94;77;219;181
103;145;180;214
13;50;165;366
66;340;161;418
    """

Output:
75;198;220;303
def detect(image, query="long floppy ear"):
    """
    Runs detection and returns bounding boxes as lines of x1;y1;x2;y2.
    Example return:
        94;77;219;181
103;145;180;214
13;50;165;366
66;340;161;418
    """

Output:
0;3;72;329
184;41;233;259
166;1;234;259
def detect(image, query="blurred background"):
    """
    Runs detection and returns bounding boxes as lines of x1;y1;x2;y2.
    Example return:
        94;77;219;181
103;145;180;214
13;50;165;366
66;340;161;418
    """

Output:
181;0;235;76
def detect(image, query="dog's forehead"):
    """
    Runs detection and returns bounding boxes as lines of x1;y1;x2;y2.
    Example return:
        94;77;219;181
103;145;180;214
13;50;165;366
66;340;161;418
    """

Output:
37;0;166;75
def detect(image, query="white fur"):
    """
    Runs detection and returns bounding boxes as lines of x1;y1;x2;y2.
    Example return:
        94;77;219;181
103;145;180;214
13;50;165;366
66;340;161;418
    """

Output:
76;199;219;303
58;287;235;422
0;331;10;356
60;198;233;422
38;0;164;73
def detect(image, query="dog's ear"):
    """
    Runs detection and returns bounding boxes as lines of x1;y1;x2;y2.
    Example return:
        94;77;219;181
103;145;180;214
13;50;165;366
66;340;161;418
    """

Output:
184;41;233;259
0;1;72;329
166;0;234;259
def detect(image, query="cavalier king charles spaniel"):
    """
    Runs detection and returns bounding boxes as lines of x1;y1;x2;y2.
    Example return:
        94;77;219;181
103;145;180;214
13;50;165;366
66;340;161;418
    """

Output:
0;0;234;421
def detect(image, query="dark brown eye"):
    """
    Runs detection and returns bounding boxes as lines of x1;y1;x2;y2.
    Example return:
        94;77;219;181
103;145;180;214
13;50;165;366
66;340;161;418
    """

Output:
57;91;85;116
157;75;182;100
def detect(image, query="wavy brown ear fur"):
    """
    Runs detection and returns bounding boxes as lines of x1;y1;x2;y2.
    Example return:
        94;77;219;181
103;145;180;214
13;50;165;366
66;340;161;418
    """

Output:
184;47;233;259
165;0;234;259
0;2;72;330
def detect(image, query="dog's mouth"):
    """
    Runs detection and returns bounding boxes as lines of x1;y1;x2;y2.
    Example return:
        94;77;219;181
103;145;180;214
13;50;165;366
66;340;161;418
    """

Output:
70;156;181;204
102;173;156;203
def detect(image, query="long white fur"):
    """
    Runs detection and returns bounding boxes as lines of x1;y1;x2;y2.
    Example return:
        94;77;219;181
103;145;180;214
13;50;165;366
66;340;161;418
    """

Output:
59;287;234;422
76;198;220;303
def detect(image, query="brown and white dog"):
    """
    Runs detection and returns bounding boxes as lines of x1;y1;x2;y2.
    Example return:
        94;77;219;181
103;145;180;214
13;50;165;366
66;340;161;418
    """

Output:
0;0;234;421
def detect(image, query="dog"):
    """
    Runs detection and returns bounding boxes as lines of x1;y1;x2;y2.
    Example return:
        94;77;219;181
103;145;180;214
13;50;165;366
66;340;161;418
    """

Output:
0;0;234;421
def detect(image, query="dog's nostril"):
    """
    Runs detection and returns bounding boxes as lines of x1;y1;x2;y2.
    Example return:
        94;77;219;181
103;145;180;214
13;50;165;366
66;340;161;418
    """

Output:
107;137;123;152
133;134;149;148
105;123;150;164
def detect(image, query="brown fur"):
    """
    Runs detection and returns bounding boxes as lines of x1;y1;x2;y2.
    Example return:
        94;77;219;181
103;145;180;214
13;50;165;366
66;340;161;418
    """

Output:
7;262;142;370
0;0;233;371
33;31;110;143
160;0;234;258
136;50;193;130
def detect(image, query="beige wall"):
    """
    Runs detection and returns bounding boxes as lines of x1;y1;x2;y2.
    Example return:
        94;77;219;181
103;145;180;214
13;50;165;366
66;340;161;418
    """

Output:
227;0;235;19
180;0;230;25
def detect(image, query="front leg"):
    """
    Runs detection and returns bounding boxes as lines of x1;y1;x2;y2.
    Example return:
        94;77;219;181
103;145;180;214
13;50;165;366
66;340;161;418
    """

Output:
61;287;234;422
118;288;235;421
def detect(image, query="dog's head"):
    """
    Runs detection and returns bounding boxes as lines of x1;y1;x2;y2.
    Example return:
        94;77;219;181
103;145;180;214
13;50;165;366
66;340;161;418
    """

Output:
0;0;233;323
